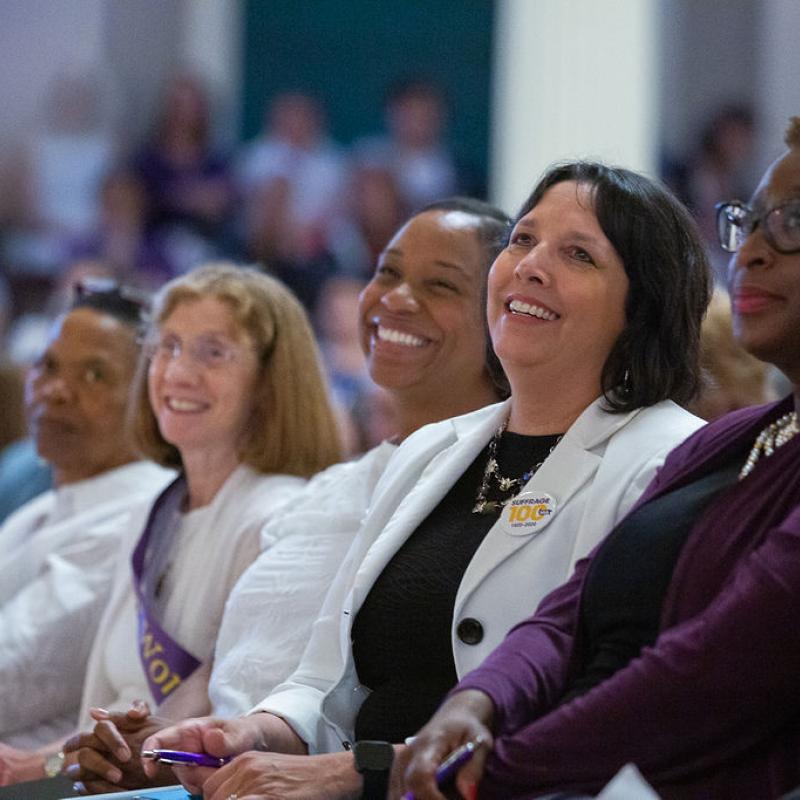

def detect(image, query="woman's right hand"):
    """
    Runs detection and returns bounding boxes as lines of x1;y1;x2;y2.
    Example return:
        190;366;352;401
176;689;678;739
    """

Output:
391;690;495;800
140;713;269;794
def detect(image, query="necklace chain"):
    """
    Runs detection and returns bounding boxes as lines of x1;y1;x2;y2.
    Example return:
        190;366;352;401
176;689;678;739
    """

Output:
739;411;799;481
472;421;562;515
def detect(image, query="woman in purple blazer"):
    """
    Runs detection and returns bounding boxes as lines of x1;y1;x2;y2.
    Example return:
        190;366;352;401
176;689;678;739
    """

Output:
396;117;800;800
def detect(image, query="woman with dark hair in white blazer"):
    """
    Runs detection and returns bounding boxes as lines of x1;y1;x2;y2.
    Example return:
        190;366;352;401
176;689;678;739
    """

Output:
142;161;711;800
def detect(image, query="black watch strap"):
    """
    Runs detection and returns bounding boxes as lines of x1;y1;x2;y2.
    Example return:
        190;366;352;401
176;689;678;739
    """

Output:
353;740;394;800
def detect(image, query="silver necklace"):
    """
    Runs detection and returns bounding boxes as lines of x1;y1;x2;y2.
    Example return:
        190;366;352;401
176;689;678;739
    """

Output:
739;411;799;481
472;422;562;515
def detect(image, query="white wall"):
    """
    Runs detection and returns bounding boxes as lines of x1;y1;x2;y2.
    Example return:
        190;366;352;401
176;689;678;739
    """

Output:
0;0;242;156
0;0;106;142
756;0;800;169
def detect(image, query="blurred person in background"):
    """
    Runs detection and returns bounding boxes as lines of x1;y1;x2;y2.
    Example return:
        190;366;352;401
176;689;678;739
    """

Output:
0;357;51;524
314;275;371;453
0;277;26;457
238;92;345;264
67;168;174;289
354;78;459;212
0;284;173;766
666;104;756;285
132;74;235;275
2;71;119;277
325;163;407;282
689;290;776;420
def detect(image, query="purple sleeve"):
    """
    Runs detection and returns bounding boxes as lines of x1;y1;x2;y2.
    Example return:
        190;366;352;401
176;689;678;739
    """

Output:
454;555;589;732
474;508;800;798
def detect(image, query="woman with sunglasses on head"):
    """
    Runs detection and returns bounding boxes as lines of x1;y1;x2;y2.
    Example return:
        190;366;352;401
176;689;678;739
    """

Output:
141;162;710;800
397;118;800;800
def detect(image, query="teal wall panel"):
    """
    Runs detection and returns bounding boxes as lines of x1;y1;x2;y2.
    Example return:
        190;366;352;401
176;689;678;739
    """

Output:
242;0;495;192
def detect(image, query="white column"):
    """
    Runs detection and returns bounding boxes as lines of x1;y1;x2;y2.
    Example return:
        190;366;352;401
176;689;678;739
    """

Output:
490;0;659;214
755;0;800;168
179;0;243;143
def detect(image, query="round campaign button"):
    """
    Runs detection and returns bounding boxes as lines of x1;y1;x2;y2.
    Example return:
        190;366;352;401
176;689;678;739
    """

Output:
501;491;557;537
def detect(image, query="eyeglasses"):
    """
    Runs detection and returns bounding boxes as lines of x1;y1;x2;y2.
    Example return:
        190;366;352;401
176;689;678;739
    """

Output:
715;199;800;254
143;334;255;370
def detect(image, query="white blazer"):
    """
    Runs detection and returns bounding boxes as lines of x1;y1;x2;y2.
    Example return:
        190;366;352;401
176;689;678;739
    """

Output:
258;398;704;753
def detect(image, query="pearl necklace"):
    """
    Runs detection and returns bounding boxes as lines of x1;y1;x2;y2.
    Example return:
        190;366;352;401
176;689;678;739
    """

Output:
738;411;799;481
472;422;562;515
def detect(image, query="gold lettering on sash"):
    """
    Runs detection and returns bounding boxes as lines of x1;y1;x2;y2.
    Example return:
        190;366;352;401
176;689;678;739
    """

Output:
142;630;164;658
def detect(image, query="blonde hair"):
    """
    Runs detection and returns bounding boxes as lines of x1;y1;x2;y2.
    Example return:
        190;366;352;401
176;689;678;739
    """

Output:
785;116;800;149
690;291;773;420
130;263;342;477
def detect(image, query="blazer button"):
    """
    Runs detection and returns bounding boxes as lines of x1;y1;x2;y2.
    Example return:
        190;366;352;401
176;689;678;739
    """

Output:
457;618;484;645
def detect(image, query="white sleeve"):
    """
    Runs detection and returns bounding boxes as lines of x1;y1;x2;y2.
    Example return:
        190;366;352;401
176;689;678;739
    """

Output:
0;513;130;739
210;446;394;720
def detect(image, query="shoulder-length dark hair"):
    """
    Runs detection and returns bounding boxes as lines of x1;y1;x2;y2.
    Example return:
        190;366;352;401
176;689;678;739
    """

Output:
517;161;711;412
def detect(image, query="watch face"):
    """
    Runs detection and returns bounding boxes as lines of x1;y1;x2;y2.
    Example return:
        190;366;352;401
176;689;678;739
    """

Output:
44;750;65;777
353;740;395;772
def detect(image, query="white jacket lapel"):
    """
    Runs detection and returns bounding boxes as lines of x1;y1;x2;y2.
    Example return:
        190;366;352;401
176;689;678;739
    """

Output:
456;398;640;605
349;402;509;612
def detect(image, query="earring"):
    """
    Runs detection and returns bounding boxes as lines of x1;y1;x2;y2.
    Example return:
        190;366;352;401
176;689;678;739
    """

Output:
623;369;632;393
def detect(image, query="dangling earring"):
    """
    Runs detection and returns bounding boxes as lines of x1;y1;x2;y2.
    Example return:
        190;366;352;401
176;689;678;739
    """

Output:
623;369;632;394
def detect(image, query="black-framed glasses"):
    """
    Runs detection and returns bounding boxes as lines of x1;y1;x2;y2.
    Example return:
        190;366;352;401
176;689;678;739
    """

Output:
715;199;800;255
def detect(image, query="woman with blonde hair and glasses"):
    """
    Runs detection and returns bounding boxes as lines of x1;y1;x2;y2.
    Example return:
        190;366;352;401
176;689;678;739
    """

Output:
82;262;342;717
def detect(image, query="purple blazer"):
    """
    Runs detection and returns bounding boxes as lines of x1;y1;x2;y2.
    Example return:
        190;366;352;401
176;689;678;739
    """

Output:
457;396;800;799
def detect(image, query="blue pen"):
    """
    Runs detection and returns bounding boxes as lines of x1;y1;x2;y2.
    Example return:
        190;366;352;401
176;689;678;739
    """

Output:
402;735;485;800
141;748;232;768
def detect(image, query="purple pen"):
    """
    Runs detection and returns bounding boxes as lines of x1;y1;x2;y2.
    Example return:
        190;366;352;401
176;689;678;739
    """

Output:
402;735;485;800
141;748;232;768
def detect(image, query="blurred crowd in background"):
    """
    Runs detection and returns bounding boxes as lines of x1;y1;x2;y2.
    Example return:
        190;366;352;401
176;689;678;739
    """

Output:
0;67;777;488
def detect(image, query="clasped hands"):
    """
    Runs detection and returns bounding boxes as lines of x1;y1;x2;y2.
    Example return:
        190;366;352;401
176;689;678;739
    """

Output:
63;690;494;799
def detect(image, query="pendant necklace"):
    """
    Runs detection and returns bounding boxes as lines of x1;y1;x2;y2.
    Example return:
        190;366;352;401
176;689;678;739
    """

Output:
473;421;562;515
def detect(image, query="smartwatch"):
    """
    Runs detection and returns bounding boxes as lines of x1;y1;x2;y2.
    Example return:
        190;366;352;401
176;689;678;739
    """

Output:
353;739;394;799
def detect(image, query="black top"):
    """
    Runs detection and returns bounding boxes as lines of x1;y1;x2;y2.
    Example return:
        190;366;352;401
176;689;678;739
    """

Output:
352;430;562;743
561;458;742;703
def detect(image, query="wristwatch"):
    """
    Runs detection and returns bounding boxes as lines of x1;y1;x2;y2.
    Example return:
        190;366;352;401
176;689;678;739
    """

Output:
352;740;394;800
44;750;65;778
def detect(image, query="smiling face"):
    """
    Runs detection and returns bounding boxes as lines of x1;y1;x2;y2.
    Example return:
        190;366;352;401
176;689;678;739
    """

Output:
358;209;493;406
26;308;139;485
488;181;629;397
728;148;800;383
147;296;261;466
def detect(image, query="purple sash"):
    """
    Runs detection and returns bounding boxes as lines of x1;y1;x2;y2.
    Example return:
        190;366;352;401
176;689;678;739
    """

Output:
131;474;201;703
